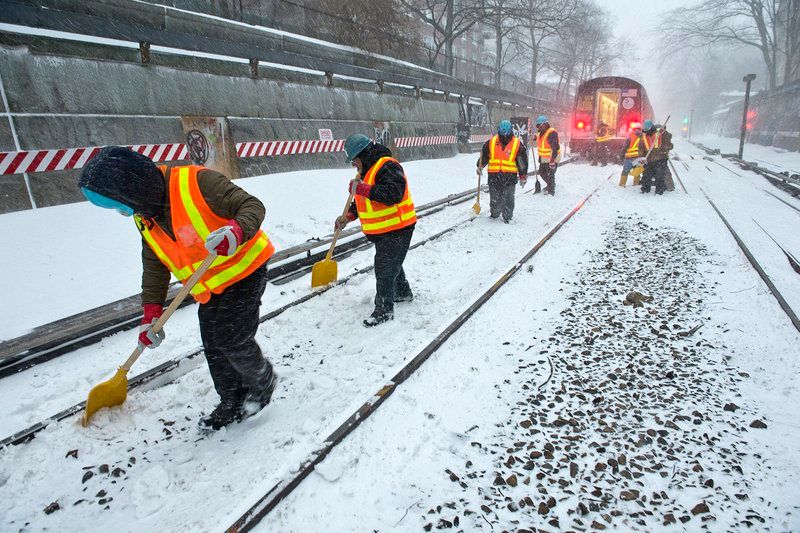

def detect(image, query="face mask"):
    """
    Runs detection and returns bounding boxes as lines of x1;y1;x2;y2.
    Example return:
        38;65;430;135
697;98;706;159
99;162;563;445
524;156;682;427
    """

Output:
82;187;136;217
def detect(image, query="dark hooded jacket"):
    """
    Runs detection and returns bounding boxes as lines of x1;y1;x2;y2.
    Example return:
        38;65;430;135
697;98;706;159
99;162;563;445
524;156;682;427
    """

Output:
80;147;265;305
347;143;414;241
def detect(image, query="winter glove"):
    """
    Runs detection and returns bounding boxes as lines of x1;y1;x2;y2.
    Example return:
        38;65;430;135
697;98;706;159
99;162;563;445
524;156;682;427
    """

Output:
519;175;527;188
138;304;165;349
204;220;243;256
334;212;356;231
476;167;483;177
348;179;370;197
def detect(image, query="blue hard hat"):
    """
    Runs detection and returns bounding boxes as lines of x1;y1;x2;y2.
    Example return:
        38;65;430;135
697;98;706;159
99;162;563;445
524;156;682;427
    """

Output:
536;115;548;126
344;133;373;162
643;119;654;131
498;120;513;136
81;187;134;216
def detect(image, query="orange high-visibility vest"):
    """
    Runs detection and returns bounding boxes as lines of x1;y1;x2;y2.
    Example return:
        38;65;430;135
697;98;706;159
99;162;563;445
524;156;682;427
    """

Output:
135;165;275;304
487;135;520;173
625;134;643;158
355;157;417;235
643;132;661;151
537;127;560;159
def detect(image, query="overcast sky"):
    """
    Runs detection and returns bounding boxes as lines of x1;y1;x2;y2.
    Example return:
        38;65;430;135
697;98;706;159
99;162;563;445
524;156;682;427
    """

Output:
594;0;691;117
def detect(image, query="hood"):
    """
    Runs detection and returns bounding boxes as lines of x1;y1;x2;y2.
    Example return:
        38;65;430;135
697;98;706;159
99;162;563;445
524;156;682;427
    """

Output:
78;146;166;218
359;142;393;173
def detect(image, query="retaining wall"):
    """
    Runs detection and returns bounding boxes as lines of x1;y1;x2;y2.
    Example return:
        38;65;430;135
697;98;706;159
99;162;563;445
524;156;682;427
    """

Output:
0;1;567;213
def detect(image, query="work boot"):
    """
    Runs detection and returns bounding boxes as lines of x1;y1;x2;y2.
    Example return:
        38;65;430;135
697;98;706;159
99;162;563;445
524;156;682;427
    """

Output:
363;310;393;327
619;173;628;187
394;292;414;303
198;400;245;431
243;368;277;416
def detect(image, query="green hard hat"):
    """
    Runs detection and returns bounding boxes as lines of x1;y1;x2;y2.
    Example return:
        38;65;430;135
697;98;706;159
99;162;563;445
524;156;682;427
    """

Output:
344;134;372;162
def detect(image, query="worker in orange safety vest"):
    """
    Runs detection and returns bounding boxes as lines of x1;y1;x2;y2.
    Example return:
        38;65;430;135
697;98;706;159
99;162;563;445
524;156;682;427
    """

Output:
79;146;276;431
335;134;417;327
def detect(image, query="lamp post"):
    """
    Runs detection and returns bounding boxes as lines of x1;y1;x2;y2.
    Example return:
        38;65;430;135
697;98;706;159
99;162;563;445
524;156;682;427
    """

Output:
739;74;756;159
688;108;694;142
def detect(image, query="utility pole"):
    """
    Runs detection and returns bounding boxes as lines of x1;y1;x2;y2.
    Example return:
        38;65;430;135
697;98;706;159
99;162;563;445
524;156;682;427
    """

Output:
739;74;756;159
688;108;694;142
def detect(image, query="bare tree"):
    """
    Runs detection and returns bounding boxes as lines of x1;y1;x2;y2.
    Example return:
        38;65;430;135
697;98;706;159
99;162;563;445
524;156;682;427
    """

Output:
400;0;482;73
479;0;524;88
512;0;583;96
315;0;423;61
661;0;799;89
543;2;618;101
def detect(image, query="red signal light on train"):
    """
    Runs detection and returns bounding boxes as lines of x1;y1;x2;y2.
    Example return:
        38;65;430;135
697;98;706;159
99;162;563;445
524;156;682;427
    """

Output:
576;121;585;129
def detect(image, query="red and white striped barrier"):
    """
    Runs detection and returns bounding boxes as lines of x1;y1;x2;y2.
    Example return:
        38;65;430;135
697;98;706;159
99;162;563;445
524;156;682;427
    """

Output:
236;139;344;158
394;135;457;148
0;134;481;176
0;143;189;176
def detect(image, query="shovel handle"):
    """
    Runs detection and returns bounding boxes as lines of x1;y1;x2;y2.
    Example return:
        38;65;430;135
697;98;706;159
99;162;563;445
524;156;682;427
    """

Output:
325;176;360;262
121;252;218;372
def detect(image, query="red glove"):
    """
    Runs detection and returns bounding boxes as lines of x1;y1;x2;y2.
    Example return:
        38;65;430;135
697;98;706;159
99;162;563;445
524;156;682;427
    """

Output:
349;180;372;197
519;175;527;187
204;219;244;256
139;304;165;349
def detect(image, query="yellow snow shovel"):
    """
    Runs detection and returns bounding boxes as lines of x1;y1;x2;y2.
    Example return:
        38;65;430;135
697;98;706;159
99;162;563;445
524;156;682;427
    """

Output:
311;178;360;288
82;252;218;427
472;170;482;214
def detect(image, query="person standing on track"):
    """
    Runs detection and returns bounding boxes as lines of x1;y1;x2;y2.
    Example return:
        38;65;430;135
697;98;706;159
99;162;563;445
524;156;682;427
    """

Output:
640;119;674;195
535;115;560;195
79;146;277;431
476;119;529;223
619;122;644;187
335;134;417;327
591;121;613;166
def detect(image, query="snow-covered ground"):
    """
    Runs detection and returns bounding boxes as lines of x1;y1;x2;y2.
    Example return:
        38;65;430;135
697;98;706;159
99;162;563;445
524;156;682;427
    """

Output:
0;152;487;341
694;134;800;176
1;141;799;531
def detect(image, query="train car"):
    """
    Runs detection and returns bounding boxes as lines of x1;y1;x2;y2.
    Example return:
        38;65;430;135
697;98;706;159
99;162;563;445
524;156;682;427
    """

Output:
570;76;654;158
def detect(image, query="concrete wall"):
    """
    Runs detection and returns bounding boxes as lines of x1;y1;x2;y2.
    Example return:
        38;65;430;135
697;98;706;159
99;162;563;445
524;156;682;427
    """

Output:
0;29;539;213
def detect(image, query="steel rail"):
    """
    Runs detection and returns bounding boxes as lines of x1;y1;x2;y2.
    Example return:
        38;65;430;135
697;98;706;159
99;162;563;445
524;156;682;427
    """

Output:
0;210;476;448
700;188;800;334
0;184;487;378
224;174;610;532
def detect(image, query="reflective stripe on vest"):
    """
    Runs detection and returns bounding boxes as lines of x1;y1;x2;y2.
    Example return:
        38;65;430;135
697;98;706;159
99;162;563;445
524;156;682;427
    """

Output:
487;135;520;173
625;134;642;158
537;127;559;159
643;132;660;150
355;157;417;235
135;166;275;303
596;134;614;142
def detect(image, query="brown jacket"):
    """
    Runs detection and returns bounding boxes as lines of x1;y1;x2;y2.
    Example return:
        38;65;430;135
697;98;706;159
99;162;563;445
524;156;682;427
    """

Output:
141;168;266;305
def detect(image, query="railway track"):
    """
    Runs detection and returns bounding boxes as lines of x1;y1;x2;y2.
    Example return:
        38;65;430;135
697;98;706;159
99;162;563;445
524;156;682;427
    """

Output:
225;177;609;532
668;160;800;334
0;182;497;379
0;162;577;449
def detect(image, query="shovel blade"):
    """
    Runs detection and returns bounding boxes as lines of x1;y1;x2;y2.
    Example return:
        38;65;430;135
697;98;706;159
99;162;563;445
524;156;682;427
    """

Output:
311;258;338;288
629;165;644;178
472;201;481;215
82;368;129;427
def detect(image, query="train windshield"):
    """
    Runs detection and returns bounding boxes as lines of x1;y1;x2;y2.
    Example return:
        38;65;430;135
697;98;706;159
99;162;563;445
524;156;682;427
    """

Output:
595;89;620;131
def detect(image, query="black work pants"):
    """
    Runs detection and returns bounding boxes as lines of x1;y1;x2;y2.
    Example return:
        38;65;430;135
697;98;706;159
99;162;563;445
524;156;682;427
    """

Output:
539;160;557;194
198;262;272;406
641;159;668;193
372;225;414;315
488;174;516;221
